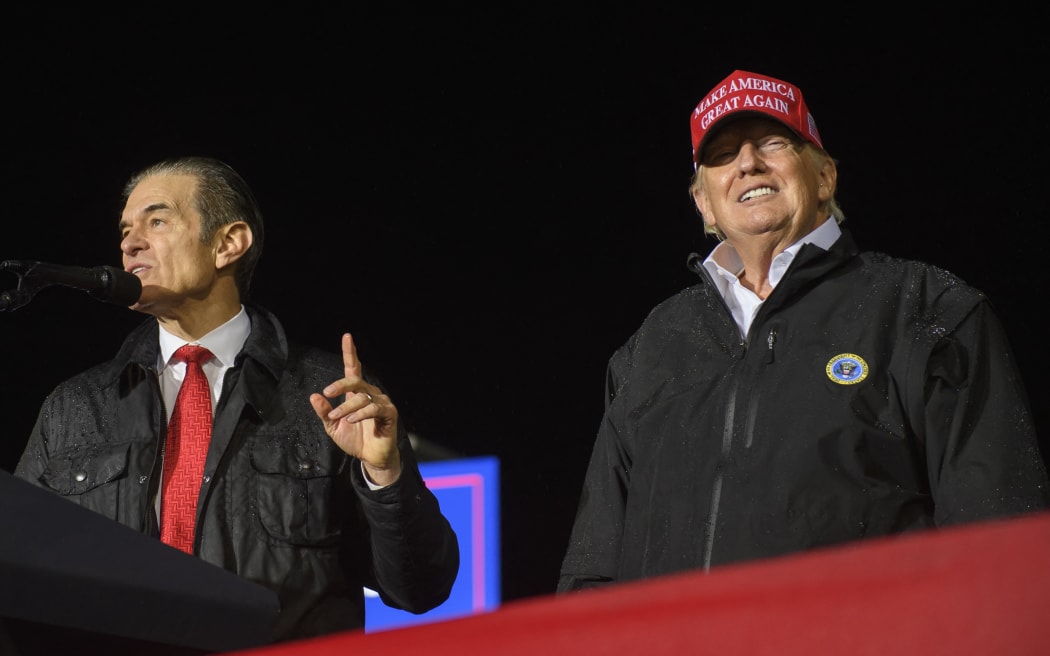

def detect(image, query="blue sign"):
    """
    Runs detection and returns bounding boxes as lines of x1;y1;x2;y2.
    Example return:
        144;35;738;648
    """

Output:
364;455;501;632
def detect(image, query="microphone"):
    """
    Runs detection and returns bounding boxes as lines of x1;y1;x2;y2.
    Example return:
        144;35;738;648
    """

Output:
685;252;705;275
0;260;142;309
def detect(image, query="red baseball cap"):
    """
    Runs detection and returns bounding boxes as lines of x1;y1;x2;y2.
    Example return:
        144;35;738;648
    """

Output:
690;70;823;165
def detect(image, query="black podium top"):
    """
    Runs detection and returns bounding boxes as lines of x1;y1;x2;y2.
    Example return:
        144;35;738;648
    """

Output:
0;469;279;655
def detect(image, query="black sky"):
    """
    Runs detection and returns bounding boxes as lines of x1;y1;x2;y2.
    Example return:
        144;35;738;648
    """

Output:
2;6;1048;604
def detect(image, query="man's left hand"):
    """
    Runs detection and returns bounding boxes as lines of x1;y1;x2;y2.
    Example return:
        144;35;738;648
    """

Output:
309;332;402;487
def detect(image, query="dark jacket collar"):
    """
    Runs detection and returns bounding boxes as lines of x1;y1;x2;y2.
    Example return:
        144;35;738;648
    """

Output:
690;225;860;289
105;304;290;415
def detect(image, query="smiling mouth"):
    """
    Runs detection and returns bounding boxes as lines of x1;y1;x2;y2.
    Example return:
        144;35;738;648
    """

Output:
740;187;774;202
130;266;147;275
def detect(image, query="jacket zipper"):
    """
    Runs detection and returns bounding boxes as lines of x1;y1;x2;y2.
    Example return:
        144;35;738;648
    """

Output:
701;375;738;570
702;325;778;567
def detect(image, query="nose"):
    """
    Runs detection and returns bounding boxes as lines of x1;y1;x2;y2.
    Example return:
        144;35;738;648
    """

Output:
120;227;147;257
735;141;764;174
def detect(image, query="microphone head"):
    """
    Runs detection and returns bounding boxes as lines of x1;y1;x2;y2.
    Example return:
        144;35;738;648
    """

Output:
94;266;142;305
0;259;30;274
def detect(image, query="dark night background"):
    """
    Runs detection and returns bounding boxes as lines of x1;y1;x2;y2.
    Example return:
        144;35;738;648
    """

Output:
2;5;1048;608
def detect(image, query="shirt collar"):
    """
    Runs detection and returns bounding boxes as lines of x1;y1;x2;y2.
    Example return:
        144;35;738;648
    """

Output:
702;217;842;290
158;305;251;370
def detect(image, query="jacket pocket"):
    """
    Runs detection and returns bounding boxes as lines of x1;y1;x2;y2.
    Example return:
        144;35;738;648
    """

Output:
38;442;131;519
250;438;343;546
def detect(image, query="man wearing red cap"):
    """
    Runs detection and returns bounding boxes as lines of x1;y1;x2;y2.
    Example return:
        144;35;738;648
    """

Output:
557;70;1050;591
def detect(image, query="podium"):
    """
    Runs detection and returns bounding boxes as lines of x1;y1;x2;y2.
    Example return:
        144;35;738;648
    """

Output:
0;469;279;655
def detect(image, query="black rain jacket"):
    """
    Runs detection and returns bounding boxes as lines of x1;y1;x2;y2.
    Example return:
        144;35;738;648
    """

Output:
15;304;459;642
558;229;1049;591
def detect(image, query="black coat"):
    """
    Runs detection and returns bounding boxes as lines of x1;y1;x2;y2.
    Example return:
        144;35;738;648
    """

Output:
15;304;459;642
558;229;1049;591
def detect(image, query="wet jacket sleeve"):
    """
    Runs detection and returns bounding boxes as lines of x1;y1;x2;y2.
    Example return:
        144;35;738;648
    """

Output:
351;429;460;613
922;300;1050;523
557;342;634;593
14;402;51;486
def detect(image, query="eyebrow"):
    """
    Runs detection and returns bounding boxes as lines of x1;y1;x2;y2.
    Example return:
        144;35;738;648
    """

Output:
118;202;173;231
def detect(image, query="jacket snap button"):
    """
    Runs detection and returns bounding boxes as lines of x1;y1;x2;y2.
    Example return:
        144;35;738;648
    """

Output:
74;471;87;482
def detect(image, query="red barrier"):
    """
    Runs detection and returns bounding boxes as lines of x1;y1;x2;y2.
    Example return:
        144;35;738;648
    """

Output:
225;510;1050;655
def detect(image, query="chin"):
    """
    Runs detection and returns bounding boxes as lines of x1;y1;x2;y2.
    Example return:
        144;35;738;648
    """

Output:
129;291;160;315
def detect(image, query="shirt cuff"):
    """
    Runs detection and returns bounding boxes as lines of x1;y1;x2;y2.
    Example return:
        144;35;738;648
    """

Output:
361;460;390;490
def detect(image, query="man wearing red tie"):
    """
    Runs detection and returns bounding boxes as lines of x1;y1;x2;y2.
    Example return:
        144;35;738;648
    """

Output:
14;156;459;643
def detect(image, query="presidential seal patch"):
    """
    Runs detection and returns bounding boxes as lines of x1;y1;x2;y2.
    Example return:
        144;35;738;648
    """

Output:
826;353;868;385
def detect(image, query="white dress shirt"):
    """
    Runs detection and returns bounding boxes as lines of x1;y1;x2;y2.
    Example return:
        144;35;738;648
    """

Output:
157;306;251;420
702;218;842;339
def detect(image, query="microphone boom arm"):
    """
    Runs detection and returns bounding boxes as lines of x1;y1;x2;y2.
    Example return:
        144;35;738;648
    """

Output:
0;260;141;312
0;260;46;311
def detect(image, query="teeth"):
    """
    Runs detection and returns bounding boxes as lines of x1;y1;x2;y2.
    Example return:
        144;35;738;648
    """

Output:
740;187;774;202
132;267;146;274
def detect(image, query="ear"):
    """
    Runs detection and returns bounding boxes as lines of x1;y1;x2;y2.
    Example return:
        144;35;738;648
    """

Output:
214;221;253;269
817;156;838;202
692;184;718;229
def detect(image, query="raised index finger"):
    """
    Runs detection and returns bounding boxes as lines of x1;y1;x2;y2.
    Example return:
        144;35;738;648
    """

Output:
342;332;362;379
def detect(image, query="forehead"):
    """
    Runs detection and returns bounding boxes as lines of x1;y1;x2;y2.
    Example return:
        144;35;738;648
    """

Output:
122;173;199;218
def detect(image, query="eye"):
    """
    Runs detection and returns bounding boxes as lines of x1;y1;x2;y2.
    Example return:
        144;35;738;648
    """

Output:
758;136;792;153
703;146;737;166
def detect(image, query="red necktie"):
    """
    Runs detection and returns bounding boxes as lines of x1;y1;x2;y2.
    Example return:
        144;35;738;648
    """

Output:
160;344;214;554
